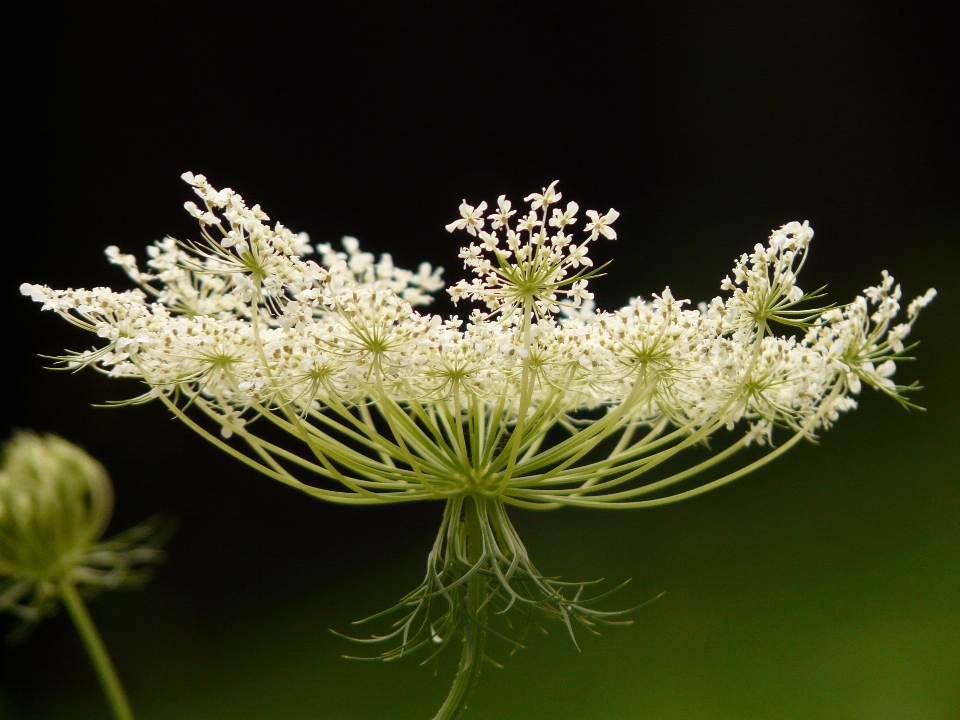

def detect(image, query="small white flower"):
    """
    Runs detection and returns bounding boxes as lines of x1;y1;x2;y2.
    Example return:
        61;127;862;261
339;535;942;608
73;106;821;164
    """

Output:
516;211;541;233
908;288;937;319
566;243;592;268
584;208;619;240
478;231;499;252
524;180;561;211
487;195;516;230
568;280;593;305
445;200;488;236
549;201;579;229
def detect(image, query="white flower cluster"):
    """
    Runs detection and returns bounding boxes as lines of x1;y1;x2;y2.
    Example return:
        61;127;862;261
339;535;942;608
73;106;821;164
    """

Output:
446;180;618;319
21;174;935;510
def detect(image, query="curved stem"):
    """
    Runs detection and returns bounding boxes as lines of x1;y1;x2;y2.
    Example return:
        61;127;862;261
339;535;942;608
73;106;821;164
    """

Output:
58;581;135;720
432;497;487;720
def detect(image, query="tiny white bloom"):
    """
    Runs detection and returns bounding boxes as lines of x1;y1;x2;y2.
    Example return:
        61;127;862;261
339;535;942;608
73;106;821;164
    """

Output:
524;180;561;211
584;208;619;240
445;200;488;236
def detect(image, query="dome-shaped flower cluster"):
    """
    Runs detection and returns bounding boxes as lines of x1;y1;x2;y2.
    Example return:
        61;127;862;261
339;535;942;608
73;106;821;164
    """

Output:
21;174;935;699
21;174;934;508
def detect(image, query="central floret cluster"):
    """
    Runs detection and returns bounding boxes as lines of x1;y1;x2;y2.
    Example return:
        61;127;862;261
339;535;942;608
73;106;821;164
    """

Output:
21;174;934;666
446;180;618;319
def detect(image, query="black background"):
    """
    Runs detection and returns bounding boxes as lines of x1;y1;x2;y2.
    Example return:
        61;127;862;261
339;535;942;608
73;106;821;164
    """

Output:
3;4;958;719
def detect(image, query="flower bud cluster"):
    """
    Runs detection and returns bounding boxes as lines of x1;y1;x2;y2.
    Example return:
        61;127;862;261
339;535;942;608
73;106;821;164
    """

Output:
0;434;166;627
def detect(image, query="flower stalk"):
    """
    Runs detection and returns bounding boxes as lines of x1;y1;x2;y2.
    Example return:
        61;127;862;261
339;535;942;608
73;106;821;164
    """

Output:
433;496;487;720
59;580;135;720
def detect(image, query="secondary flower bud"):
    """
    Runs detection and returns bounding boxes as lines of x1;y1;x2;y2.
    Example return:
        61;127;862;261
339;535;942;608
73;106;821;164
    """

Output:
0;433;166;626
0;434;111;581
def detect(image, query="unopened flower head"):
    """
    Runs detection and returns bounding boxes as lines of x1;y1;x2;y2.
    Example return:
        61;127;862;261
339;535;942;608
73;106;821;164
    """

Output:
0;433;167;627
21;173;935;669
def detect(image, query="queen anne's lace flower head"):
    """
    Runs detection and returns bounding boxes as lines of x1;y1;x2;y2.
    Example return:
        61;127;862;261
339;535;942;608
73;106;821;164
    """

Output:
21;173;935;671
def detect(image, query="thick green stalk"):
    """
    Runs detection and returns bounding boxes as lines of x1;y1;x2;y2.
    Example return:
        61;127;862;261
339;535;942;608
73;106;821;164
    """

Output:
432;497;487;720
58;581;135;720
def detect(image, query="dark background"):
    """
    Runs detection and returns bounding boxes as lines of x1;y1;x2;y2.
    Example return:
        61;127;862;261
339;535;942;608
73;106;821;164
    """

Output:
3;3;958;719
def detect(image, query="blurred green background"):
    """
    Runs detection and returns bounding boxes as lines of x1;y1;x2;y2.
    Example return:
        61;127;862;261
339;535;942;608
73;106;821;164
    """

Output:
4;3;957;719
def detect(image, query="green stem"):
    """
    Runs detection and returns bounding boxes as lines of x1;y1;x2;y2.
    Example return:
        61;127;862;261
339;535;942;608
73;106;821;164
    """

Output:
432;497;487;720
58;581;136;720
